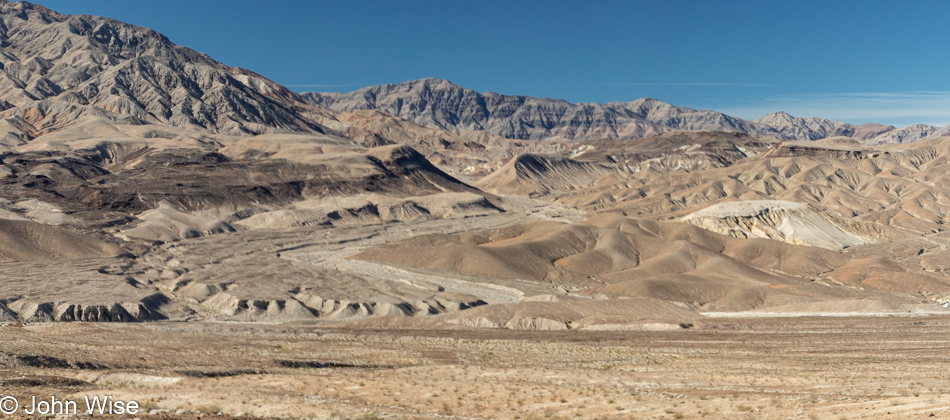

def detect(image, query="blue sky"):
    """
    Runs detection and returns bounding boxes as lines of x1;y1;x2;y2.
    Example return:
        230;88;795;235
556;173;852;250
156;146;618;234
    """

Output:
38;0;950;127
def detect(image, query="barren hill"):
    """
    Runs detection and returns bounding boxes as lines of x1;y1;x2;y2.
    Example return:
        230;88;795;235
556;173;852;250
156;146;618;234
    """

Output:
353;213;939;313
0;218;121;260
549;132;950;238
474;153;613;196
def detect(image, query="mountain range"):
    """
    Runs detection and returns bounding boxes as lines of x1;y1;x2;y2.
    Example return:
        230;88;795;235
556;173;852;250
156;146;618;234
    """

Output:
0;0;941;148
305;78;950;145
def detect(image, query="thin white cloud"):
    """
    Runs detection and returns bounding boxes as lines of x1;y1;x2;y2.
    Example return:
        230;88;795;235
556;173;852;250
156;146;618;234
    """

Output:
599;82;771;87
718;91;950;127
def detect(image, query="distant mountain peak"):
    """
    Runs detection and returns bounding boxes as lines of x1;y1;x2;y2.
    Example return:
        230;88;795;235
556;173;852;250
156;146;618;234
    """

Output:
415;77;455;84
760;111;795;119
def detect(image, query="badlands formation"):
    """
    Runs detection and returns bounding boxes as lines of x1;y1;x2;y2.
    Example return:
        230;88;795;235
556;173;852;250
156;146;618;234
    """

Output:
2;1;950;419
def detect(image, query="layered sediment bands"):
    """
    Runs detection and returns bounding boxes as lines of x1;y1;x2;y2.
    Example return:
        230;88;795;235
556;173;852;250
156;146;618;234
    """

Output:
1;292;170;322
192;290;486;321
0;135;485;228
682;200;877;250
0;287;488;323
236;193;502;229
474;153;613;196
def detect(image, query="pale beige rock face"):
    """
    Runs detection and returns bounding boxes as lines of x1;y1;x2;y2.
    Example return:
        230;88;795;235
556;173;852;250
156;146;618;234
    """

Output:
681;200;872;250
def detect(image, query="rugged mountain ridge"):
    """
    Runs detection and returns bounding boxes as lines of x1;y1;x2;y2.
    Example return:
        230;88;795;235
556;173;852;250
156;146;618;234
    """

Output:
0;1;330;146
304;78;776;141
752;111;856;140
752;111;950;145
305;78;948;145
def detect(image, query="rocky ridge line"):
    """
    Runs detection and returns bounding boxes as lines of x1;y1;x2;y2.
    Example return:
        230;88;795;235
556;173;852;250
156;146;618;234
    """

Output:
305;78;949;145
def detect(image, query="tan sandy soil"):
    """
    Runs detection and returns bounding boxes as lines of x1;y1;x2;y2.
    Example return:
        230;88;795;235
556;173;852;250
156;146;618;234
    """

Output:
1;317;950;419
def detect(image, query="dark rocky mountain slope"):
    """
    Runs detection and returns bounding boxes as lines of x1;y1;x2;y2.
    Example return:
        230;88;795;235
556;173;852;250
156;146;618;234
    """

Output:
0;1;330;146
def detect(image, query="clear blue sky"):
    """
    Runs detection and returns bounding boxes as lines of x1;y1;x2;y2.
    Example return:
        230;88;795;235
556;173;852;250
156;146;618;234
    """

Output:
37;0;950;127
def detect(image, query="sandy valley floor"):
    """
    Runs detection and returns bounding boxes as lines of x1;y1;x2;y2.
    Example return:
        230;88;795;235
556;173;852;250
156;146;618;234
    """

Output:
1;316;950;419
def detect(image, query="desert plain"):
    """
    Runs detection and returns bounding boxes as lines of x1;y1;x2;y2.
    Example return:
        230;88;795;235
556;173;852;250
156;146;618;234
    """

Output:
5;317;950;419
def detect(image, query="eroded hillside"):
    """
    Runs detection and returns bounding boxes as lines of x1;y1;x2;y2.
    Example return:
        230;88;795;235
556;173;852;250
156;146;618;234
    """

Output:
0;2;947;330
